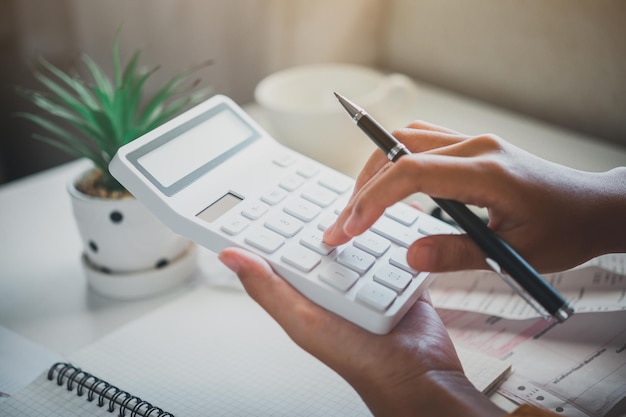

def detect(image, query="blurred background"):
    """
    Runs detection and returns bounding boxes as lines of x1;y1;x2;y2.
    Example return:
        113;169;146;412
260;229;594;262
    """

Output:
1;0;624;185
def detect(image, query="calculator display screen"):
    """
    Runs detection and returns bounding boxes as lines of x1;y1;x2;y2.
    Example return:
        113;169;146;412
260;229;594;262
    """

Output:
196;192;243;224
128;103;260;196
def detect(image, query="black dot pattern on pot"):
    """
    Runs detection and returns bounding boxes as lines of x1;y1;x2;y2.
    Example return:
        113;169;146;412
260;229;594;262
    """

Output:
109;211;123;224
89;241;98;253
155;259;169;269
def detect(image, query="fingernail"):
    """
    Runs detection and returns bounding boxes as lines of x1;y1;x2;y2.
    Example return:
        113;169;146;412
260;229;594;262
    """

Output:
409;242;436;271
344;212;359;235
218;251;241;274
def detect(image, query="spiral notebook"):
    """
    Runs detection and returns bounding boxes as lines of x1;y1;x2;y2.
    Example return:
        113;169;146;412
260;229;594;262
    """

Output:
0;286;510;416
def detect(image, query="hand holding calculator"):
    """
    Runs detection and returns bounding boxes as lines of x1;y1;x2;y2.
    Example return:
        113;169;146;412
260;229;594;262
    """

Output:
110;95;457;334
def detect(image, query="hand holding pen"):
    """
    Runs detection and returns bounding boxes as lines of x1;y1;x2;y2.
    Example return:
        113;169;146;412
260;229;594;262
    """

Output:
220;94;626;417
326;93;587;322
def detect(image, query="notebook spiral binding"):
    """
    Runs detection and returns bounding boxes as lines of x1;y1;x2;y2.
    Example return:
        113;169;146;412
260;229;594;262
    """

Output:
47;362;174;417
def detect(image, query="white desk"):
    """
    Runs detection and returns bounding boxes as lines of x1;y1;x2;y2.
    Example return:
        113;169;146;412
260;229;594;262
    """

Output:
1;81;624;408
0;159;211;356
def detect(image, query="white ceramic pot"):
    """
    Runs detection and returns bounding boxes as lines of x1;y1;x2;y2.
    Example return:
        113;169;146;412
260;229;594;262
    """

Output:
68;170;197;299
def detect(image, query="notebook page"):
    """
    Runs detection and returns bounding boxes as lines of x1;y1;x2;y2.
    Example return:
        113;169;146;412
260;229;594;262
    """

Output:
0;372;120;417
75;287;370;416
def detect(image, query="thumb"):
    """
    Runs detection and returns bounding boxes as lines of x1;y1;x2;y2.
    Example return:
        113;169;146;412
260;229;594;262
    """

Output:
218;247;279;303
407;234;488;272
218;247;322;334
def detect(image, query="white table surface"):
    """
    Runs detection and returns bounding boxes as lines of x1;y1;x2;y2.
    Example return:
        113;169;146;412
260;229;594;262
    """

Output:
0;159;216;355
1;80;624;410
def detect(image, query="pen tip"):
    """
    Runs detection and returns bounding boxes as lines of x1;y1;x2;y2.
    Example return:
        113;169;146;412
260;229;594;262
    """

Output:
333;92;360;117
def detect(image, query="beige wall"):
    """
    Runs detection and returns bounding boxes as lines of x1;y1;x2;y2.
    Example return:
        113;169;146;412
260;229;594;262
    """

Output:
1;0;386;181
67;0;386;105
383;0;626;147
2;0;623;183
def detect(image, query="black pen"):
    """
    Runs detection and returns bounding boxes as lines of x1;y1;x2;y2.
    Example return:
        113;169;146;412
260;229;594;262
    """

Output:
334;92;574;322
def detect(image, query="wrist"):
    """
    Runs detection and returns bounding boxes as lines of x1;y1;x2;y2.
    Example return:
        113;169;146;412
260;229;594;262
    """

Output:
359;370;506;417
583;167;626;257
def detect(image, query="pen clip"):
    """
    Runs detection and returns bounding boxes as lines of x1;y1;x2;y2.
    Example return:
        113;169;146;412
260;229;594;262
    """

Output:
485;257;551;320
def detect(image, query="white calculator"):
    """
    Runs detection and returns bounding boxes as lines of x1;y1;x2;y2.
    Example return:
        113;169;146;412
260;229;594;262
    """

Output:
109;95;457;334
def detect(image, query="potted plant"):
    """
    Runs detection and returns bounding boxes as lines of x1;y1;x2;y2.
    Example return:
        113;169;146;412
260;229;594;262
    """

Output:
18;33;211;299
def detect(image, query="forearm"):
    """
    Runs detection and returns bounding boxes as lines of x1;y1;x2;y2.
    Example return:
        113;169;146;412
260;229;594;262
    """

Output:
353;370;506;417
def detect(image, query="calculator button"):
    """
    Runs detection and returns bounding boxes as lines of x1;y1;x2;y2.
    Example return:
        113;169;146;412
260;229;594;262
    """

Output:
296;164;320;178
301;184;337;208
389;247;417;274
281;245;321;272
356;282;397;311
385;203;419;226
220;216;250;236
374;265;412;293
264;213;303;237
337;246;375;274
317;213;337;231
241;201;269;220
283;198;321;222
353;231;391;257
319;263;359;292
318;173;353;194
371;216;424;247
417;217;458;236
274;153;297;167
300;230;335;255
261;188;288;205
279;175;305;191
244;227;285;253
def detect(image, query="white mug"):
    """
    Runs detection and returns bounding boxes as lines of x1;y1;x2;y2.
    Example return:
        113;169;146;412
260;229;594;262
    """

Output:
254;63;418;175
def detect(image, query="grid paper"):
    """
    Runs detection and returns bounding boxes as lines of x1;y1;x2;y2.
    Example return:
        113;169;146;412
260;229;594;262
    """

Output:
0;286;509;416
1;288;370;416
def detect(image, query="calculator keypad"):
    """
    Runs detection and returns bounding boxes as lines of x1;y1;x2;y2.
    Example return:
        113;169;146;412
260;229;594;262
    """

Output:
217;153;457;327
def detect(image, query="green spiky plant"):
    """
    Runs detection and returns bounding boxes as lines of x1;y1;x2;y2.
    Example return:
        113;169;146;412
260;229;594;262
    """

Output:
18;33;211;197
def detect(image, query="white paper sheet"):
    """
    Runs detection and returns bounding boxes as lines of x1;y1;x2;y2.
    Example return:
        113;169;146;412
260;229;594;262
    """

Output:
438;309;626;417
430;255;626;320
429;254;626;416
